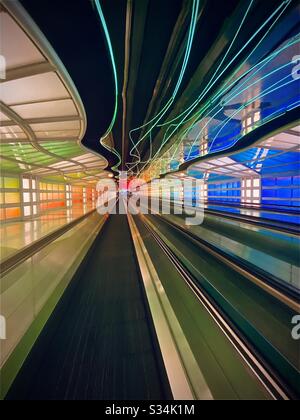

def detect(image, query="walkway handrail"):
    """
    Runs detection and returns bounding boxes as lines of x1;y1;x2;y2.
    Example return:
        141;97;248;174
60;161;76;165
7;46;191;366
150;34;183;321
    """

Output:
0;210;97;277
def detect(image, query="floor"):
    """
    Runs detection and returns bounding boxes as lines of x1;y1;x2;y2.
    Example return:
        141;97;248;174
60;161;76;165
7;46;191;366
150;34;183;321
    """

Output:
6;215;171;401
0;206;95;261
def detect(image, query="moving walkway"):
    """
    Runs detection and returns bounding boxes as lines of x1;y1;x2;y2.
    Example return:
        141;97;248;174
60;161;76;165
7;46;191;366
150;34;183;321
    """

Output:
204;203;300;231
169;200;300;235
1;209;299;400
136;213;299;398
5;215;171;400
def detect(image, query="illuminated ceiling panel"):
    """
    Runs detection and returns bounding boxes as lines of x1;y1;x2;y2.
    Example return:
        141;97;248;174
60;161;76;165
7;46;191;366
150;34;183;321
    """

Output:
143;26;300;181
188;125;300;181
0;11;44;69
260;127;300;151
0;125;24;134
11;99;77;120
1;73;69;105
0;3;108;185
0;111;10;121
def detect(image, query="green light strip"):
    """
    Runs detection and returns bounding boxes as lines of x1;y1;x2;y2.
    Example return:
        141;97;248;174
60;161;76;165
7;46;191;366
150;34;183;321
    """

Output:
141;0;293;176
94;0;121;172
186;48;298;160
129;0;199;166
184;35;299;157
128;0;200;166
172;0;199;98
158;0;291;130
171;73;298;167
181;0;255;128
208;75;298;153
149;72;299;177
151;0;291;150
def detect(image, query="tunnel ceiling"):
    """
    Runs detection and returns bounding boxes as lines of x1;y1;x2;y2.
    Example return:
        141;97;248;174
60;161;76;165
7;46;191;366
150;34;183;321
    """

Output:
19;0;300;176
0;1;110;184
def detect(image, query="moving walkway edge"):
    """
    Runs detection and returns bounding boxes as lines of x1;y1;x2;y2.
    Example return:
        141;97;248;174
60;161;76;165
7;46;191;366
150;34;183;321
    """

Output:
168;200;300;236
141;215;298;400
0;209;98;277
202;201;300;216
0;214;109;400
153;211;300;311
127;213;214;401
203;210;300;235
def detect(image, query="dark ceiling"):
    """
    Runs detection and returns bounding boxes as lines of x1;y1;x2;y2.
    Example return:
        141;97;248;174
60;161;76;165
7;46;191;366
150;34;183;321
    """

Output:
20;0;297;173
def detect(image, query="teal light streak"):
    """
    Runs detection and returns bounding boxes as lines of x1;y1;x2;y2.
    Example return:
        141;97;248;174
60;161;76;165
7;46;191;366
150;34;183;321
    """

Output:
157;0;257;129
154;0;291;136
94;0;121;172
173;65;298;163
128;0;200;166
185;33;300;148
129;0;199;166
208;76;299;153
186;49;299;160
141;0;293;176
170;72;299;166
172;0;199;98
150;54;299;175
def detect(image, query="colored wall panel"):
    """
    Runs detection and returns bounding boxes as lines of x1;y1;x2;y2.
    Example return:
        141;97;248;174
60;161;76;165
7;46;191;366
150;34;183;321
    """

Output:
5;207;21;219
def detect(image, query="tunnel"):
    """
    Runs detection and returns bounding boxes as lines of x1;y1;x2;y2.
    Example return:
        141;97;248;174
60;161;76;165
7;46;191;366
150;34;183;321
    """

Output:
0;0;299;403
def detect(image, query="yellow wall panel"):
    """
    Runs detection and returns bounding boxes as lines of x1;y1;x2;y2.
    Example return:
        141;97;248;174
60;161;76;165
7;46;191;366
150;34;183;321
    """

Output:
4;177;20;189
5;192;20;204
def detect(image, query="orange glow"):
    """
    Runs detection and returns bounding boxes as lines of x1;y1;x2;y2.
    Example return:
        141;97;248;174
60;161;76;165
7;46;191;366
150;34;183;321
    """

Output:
5;207;21;219
40;201;65;211
0;208;5;220
72;186;84;204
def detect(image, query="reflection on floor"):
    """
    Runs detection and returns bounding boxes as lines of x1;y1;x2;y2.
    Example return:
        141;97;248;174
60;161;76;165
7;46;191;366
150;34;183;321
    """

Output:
206;205;300;225
0;206;96;261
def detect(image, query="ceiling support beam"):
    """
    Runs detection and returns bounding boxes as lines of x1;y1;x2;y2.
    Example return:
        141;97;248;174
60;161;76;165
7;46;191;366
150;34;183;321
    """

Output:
0;62;54;83
0;115;81;127
0;101;91;175
121;0;133;169
8;96;71;107
0;137;79;144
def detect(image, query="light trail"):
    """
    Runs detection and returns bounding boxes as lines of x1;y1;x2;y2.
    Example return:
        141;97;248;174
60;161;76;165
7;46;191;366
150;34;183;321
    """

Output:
140;1;295;178
128;0;200;166
94;0;122;172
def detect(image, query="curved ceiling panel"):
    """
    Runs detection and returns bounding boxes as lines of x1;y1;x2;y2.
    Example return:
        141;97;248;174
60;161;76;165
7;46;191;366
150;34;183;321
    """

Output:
0;0;109;185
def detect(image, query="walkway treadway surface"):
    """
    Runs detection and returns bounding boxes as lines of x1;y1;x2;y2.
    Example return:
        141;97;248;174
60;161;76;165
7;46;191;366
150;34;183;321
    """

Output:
6;215;171;400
